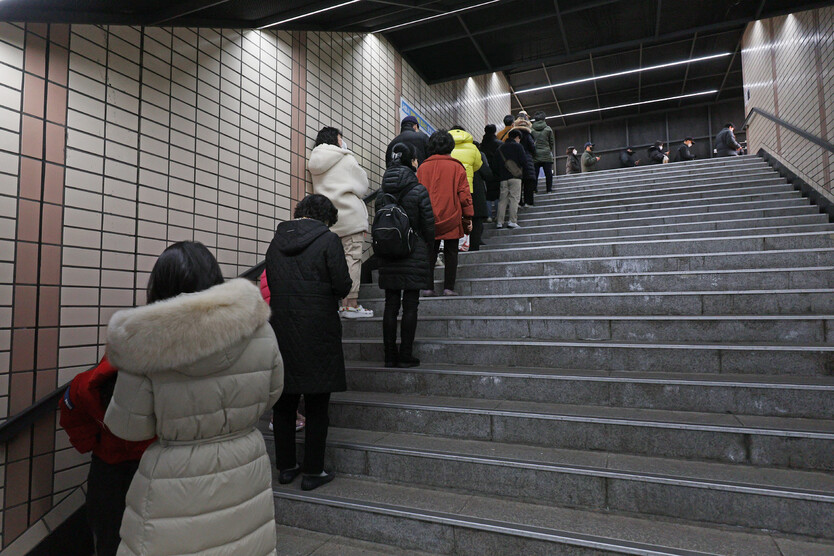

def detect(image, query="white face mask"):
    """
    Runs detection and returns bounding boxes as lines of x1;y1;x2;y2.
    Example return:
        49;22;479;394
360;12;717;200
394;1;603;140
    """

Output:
341;137;349;151
572;149;577;155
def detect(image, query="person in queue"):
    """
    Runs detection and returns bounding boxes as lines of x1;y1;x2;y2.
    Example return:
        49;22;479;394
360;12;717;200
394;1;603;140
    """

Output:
386;115;429;165
417;130;474;297
715;123;743;156
531;111;555;193
675;137;697;161
619;146;640;168
511;111;537;206
565;146;581;174
266;194;352;492
496;129;527;229
647;141;669;164
581;142;600;172
496;114;515;141
104;241;284;556
480;124;504;221
376;142;435;368
308;126;374;319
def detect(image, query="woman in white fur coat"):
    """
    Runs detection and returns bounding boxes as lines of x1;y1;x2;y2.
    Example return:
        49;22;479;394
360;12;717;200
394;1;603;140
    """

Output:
104;241;284;556
308;126;373;319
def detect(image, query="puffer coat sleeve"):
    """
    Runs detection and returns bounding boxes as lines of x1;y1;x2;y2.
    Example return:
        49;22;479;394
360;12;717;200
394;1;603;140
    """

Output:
105;372;156;442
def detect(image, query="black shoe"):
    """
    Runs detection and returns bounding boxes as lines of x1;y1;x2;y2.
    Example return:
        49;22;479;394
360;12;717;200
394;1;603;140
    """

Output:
301;472;335;491
384;347;399;368
397;355;420;368
278;466;301;484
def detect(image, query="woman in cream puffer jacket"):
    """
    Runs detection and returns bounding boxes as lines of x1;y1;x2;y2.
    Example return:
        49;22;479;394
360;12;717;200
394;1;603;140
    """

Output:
104;242;284;556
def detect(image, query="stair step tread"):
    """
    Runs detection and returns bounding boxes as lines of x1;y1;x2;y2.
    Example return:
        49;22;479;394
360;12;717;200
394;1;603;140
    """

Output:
316;427;834;498
274;524;435;556
345;314;834;321
273;476;833;556
331;392;834;438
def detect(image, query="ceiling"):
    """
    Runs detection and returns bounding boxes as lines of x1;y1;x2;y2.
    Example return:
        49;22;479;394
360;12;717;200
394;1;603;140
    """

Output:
2;0;832;127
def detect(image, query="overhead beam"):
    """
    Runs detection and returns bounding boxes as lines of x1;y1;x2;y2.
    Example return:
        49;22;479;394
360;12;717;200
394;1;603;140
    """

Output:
553;0;571;55
334;0;445;30
715;43;741;101
588;53;603;121
255;0;361;29
399;12;552;52
457;15;492;71
147;0;234;25
678;32;698;105
755;0;768;20
654;0;662;38
543;63;567;126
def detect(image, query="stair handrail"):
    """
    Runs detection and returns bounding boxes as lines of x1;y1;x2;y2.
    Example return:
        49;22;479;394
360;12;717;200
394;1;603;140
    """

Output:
0;260;267;444
744;107;834;155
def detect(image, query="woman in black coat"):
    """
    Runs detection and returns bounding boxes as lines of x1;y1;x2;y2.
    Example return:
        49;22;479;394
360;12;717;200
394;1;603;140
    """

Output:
376;143;435;368
266;194;352;491
480;125;503;220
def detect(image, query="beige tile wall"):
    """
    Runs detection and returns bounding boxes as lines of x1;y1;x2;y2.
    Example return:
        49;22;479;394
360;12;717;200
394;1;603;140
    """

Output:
742;7;834;199
0;22;509;548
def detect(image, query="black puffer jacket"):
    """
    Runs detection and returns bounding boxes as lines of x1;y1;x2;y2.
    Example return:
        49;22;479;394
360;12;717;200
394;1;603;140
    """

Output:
472;151;492;218
675;143;696;162
385;124;429;165
376;164;435;291
266;218;351;394
479;134;503;201
647;146;666;164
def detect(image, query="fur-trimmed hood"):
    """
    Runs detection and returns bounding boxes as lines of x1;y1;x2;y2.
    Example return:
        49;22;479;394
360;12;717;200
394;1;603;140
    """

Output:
106;278;271;376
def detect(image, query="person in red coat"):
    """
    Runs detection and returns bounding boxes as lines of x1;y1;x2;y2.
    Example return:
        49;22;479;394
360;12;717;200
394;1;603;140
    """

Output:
416;130;474;296
59;356;154;556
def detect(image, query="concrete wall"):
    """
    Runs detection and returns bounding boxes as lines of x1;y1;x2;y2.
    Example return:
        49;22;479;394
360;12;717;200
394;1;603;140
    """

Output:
742;6;834;201
0;22;510;551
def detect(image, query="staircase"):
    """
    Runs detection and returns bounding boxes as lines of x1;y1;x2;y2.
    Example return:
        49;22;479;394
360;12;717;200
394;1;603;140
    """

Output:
269;155;834;555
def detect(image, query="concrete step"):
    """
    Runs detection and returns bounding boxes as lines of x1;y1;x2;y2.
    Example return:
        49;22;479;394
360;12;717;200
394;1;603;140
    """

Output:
359;288;834;317
274;524;435;556
341;337;834;376
286;428;834;539
482;204;820;237
342;364;834;419
273;476;834;555
481;215;831;246
437;248;834;280
342;314;834;344
328;392;834;470
537;174;786;206
457;231;834;263
512;196;813;228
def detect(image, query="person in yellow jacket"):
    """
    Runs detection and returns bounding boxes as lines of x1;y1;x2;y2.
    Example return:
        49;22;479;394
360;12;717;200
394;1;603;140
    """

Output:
449;126;483;192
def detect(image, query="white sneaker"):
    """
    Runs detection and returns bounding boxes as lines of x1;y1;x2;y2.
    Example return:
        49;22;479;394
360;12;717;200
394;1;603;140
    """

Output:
495;222;503;229
340;305;374;319
507;222;521;229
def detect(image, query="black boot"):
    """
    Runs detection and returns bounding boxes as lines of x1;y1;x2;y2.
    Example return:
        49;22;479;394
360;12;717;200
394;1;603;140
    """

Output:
397;346;420;368
384;345;399;368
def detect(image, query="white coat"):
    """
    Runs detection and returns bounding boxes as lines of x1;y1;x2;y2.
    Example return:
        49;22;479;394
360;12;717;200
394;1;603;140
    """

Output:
308;143;370;238
104;278;283;556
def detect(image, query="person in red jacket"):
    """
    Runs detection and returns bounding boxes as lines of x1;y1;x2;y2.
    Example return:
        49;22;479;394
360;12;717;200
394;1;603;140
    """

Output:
416;130;474;296
59;356;154;556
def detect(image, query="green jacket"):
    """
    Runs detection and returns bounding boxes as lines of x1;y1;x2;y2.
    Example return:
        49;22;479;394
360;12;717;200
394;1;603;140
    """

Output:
581;151;598;172
531;120;554;163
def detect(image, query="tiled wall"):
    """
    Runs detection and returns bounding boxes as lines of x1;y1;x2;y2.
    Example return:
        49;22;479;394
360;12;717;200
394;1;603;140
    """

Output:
0;22;509;550
742;6;834;199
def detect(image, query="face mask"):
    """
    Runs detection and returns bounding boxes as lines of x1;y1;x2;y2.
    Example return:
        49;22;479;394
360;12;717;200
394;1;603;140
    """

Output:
341;138;349;151
572;149;577;155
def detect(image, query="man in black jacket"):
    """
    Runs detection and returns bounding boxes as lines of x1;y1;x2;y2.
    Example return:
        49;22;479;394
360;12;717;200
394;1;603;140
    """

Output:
619;147;640;168
675;137;696;162
715;123;743;157
386;116;430;165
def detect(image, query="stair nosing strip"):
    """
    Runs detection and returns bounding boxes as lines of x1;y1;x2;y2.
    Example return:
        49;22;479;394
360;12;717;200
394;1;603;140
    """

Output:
272;489;711;556
321;440;834;503
532;178;787;203
331;398;834;439
360;288;834;301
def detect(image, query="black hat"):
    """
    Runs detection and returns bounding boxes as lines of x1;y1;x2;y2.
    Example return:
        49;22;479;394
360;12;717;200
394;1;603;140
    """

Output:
685;137;694;143
584;142;594;149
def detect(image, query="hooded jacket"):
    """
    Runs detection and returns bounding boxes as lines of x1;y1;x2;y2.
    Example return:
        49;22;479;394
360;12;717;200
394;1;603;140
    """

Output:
376;163;435;291
531;120;555;163
417;154;474;240
308;144;370;238
103;279;284;556
511;118;537;161
565;153;581;174
449;129;483;192
647;145;667;164
266;218;352;394
676;143;696;162
479;132;504;201
581;150;598;172
619;150;638;168
385;123;429;165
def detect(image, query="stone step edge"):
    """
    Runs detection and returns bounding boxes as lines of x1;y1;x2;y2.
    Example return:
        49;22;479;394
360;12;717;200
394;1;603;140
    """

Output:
330;395;834;440
342;337;834;354
359;287;834;302
316;432;834;503
344;363;834;390
550;162;769;186
273;488;720;556
547;170;778;195
273;524;434;556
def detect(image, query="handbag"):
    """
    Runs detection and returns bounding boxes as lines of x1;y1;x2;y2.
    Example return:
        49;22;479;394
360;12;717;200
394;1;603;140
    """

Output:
499;147;524;179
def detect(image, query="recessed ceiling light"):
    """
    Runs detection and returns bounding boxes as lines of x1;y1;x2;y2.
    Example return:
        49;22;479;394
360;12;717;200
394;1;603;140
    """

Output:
258;0;362;29
546;90;718;120
374;0;502;34
517;53;731;95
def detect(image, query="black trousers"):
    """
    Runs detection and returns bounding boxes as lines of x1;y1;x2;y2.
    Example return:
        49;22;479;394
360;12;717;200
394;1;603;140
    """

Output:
274;392;331;474
521;178;536;206
431;239;459;291
535;162;553;192
469;217;485;251
87;455;139;556
383;289;420;356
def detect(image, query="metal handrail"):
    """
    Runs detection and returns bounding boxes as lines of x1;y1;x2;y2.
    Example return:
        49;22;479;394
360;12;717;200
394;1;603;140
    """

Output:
744;107;834;155
0;260;267;444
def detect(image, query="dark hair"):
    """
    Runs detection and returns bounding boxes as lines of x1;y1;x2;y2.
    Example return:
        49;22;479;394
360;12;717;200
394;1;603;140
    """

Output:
450;125;464;131
147;241;224;304
484;124;496;134
653;141;663;148
314;126;341;147
427;130;455;156
503;115;514;126
534;111;547;121
294;193;338;227
566;146;575;154
725;122;734;129
507;129;522;140
389;142;415;168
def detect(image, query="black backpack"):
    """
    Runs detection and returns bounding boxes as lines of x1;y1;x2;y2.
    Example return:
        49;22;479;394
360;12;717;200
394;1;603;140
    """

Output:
371;185;417;258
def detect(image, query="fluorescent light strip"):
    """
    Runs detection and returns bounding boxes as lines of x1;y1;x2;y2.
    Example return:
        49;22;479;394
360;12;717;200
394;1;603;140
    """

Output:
374;0;501;34
517;53;731;95
546;90;718;120
258;0;362;29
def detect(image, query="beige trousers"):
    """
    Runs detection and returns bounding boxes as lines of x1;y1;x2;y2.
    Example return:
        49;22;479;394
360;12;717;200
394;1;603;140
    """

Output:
497;178;522;224
341;231;365;302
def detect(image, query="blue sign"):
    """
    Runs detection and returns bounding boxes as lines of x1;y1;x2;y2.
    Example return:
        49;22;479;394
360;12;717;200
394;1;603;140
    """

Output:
400;97;436;135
